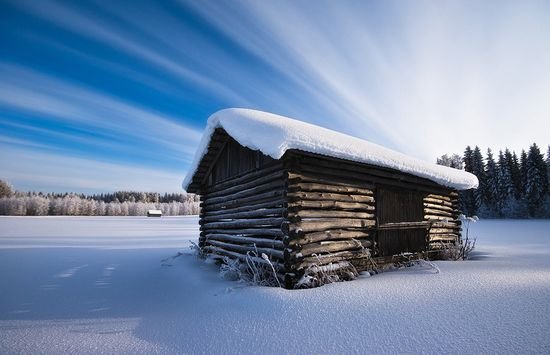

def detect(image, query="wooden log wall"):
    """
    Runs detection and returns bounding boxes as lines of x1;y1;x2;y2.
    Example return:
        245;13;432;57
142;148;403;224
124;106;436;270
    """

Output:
197;144;464;288
199;162;288;280
423;192;462;249
284;154;377;285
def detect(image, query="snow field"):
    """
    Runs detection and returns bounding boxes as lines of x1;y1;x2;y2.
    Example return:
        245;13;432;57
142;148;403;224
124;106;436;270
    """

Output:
0;217;549;354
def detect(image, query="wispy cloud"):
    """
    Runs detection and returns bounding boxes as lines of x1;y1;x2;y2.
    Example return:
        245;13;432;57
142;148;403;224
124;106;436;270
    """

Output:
0;145;186;193
9;0;249;105
0;63;201;157
186;0;550;158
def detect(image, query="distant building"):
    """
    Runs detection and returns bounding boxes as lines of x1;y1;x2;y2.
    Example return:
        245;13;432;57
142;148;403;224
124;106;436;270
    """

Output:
147;209;162;217
183;108;478;288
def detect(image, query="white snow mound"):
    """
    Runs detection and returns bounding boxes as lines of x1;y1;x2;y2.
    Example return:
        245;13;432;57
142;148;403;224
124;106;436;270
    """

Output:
183;108;478;190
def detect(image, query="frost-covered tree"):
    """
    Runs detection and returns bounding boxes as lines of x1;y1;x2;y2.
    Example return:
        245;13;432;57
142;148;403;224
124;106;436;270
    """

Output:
0;180;13;198
436;154;463;169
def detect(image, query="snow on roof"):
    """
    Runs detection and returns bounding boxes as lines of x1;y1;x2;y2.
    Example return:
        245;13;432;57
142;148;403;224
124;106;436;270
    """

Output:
183;108;478;191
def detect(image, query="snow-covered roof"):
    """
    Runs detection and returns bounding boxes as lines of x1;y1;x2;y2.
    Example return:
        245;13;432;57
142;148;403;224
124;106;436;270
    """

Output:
183;108;478;191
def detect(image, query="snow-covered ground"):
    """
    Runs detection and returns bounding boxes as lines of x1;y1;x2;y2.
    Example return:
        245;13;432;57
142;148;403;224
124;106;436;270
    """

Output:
1;217;549;354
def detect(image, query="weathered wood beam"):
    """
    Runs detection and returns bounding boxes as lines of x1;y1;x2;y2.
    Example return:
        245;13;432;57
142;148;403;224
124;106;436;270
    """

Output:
286;230;371;246
294;250;371;269
200;136;230;186
288;200;375;211
202;199;286;216
205;170;286;198
204;179;286;205
202;191;285;211
206;163;283;193
423;197;454;207
287;191;374;203
202;228;285;238
287;172;375;191
205;239;284;260
286;151;452;193
425;215;457;222
202;208;285;222
288;210;375;221
291;219;375;234
203;245;285;271
423;202;456;212
424;208;455;218
291;239;368;259
201;217;284;229
287;180;374;195
204;233;284;249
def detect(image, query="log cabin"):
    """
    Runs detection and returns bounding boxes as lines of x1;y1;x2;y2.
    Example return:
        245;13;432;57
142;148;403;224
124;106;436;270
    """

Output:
183;109;478;288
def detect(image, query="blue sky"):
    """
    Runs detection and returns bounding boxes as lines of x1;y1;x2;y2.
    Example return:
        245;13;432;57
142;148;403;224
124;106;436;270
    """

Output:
1;0;549;193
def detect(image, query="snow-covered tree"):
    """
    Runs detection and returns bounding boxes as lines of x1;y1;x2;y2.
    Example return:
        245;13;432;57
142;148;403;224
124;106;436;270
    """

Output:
0;180;13;198
436;154;463;169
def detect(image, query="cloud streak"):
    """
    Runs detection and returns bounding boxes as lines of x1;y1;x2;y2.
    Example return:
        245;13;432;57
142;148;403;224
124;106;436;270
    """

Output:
186;0;550;158
0;145;186;193
0;63;201;158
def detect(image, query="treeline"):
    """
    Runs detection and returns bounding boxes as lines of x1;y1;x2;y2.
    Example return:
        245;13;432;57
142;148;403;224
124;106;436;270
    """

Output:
0;181;200;216
438;144;550;218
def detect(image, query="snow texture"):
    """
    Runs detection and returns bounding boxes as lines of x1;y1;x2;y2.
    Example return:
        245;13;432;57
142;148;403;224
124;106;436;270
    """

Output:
1;216;550;354
183;108;479;190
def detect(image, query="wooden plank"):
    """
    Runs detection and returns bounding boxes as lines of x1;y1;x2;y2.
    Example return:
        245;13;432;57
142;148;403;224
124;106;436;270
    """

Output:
205;170;285;198
204;234;284;249
203;246;284;271
286;151;453;193
204;179;285;205
202;191;285;211
424;215;456;222
426;193;454;201
292;219;375;234
201;217;284;230
201;199;286;216
294;250;371;269
287;172;375;190
207;163;283;193
423;202;456;212
200;136;230;186
287;191;374;203
287;181;374;195
205;239;284;260
423;197;454;207
286;230;371;246
288;200;375;211
202;228;285;238
202;208;285;222
377;221;430;230
292;239;367;258
424;208;455;217
289;210;375;221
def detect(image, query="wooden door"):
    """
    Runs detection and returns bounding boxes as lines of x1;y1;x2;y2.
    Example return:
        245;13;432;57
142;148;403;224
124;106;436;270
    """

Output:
376;187;426;256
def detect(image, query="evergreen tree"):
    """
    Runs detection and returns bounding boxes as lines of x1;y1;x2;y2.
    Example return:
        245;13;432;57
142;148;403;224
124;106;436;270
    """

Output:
460;146;475;215
495;150;509;216
484;149;500;215
471;146;486;215
525;143;549;217
506;150;522;200
520;150;528;195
